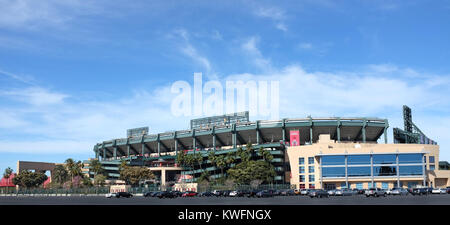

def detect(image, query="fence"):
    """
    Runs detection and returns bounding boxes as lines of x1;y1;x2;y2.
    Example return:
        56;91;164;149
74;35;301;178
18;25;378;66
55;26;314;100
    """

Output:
197;184;295;193
0;187;110;195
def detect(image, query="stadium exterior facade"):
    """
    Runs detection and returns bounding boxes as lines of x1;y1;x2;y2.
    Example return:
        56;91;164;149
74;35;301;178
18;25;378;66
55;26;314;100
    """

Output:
86;116;390;185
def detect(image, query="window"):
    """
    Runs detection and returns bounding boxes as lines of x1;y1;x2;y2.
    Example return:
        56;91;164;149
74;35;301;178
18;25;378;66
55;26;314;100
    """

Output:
373;154;396;164
322;155;345;166
299;175;305;182
300;184;306;189
341;182;347;189
348;155;371;165
348;166;371;177
299;158;305;165
322;167;346;177
356;183;363;189
308;157;315;165
398;154;422;164
382;182;389;189
299;166;305;174
399;166;423;176
374;166;397;176
309;166;315;173
309;175;315;182
429;156;435;163
309;184;316;189
430;165;435;171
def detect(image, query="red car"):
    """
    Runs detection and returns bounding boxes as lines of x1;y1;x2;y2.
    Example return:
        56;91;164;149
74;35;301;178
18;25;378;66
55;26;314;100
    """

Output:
182;191;198;197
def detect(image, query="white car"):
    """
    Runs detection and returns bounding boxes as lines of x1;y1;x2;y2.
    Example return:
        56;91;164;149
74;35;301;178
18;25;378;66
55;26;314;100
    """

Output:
106;193;117;198
431;188;446;194
386;189;393;195
229;191;238;197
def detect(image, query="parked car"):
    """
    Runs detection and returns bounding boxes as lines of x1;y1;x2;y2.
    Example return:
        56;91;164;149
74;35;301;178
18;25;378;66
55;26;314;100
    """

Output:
327;189;336;196
272;190;281;196
182;191;198;197
229;191;239;197
365;188;387;197
431;188;447;194
247;190;261;198
386;189;393;195
411;188;428;196
335;189;353;196
106;193;117;198
199;191;214;197
309;189;329;198
256;190;274;198
357;189;366;195
280;189;295;196
294;189;301;195
447;187;450;194
300;189;309;196
143;191;154;198
391;188;409;196
212;190;223;197
156;191;177;199
116;192;133;198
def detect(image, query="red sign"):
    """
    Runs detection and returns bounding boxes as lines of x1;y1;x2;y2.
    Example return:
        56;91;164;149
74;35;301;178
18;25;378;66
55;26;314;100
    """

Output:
290;130;300;146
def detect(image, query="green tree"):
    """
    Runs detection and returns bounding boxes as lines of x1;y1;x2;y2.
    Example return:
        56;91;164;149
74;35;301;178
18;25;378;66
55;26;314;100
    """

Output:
225;152;236;173
258;147;273;163
207;151;216;178
65;158;83;181
216;155;226;180
52;165;69;185
227;161;276;185
13;171;48;188
119;166;155;186
3;167;13;179
94;174;107;187
89;159;104;176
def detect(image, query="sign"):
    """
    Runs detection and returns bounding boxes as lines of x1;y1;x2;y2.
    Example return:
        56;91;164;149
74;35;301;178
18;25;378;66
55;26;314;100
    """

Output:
290;130;300;146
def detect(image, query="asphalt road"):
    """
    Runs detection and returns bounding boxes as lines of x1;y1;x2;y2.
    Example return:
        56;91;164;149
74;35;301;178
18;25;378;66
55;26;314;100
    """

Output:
1;194;450;205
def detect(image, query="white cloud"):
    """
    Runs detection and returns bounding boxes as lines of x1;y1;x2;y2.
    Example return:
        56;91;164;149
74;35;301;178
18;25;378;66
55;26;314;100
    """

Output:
253;5;288;32
241;36;272;71
1;87;68;106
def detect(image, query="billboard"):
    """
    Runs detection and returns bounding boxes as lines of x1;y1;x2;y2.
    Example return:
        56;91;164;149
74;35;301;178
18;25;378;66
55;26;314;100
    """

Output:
290;130;300;146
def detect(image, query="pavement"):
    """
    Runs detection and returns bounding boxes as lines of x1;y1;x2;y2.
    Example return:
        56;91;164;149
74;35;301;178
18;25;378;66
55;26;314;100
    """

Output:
1;194;450;205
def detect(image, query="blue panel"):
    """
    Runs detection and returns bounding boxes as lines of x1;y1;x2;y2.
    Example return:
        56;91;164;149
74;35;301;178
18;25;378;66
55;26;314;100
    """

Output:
400;166;423;176
348;167;371;177
348;155;371;165
356;183;363;189
398;154;422;164
322;167;345;177
374;166;397;176
373;154;396;164
322;155;346;166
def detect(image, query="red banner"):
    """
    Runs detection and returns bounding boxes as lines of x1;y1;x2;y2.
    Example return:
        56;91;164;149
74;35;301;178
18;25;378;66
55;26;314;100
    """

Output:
290;130;300;146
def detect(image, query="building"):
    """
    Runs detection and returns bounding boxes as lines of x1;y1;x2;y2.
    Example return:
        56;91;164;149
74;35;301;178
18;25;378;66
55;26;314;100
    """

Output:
87;115;389;185
288;134;449;190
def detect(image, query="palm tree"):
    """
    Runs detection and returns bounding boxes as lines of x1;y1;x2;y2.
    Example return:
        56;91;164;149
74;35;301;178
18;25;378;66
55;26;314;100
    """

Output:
207;151;216;178
65;158;83;181
258;147;273;163
246;142;255;159
3;167;13;179
65;158;75;180
216;155;226;180
89;159;104;177
52;165;69;186
225;152;235;172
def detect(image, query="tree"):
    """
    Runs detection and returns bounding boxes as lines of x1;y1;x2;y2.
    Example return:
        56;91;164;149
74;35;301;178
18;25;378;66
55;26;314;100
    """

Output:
52;165;69;186
12;171;48;188
225;152;236;174
3;167;13;179
207;151;216;178
89;159;104;176
216;155;226;180
94;174;107;187
119;166;155;186
258;147;273;163
227;161;276;185
65;158;83;181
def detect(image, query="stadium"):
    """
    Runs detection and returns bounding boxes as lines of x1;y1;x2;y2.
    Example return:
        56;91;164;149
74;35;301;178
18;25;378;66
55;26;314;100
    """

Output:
84;106;450;190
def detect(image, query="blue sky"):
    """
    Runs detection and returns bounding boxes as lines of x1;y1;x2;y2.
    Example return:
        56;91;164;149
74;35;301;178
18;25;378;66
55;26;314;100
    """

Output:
1;0;450;173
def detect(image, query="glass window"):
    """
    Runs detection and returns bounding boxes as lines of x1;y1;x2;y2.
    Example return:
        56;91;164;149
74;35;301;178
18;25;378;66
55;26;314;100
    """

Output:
309;175;315;182
356;183;363;189
309;184;315;189
299;166;305;174
382;182;389;189
347;155;371;165
429;156;435;163
374;166;397;176
299;175;305;182
348;167;371;177
322;155;346;166
322;167;346;177
398;154;422;164
430;165;435;171
300;184;306;189
341;182;347;188
308;157;315;165
299;158;305;165
309;166;315;173
400;166;423;176
373;154;396;164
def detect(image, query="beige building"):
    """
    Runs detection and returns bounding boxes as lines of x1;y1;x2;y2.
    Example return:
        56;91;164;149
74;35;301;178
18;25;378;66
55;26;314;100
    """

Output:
287;135;450;190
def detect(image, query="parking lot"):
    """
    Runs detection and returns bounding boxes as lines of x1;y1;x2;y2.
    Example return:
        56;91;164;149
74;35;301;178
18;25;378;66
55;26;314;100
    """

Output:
1;194;450;205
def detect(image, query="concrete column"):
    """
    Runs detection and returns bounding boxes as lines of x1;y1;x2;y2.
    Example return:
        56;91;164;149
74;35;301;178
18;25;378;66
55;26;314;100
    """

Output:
113;147;117;160
320;156;323;189
161;169;166;188
337;119;341;143
370;154;374;188
142;144;146;157
310;127;313;144
103;148;106;161
362;119;367;143
127;145;131;158
422;154;426;186
384;120;389;144
282;119;286;144
396;153;400;188
345;155;348;188
175;139;178;156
